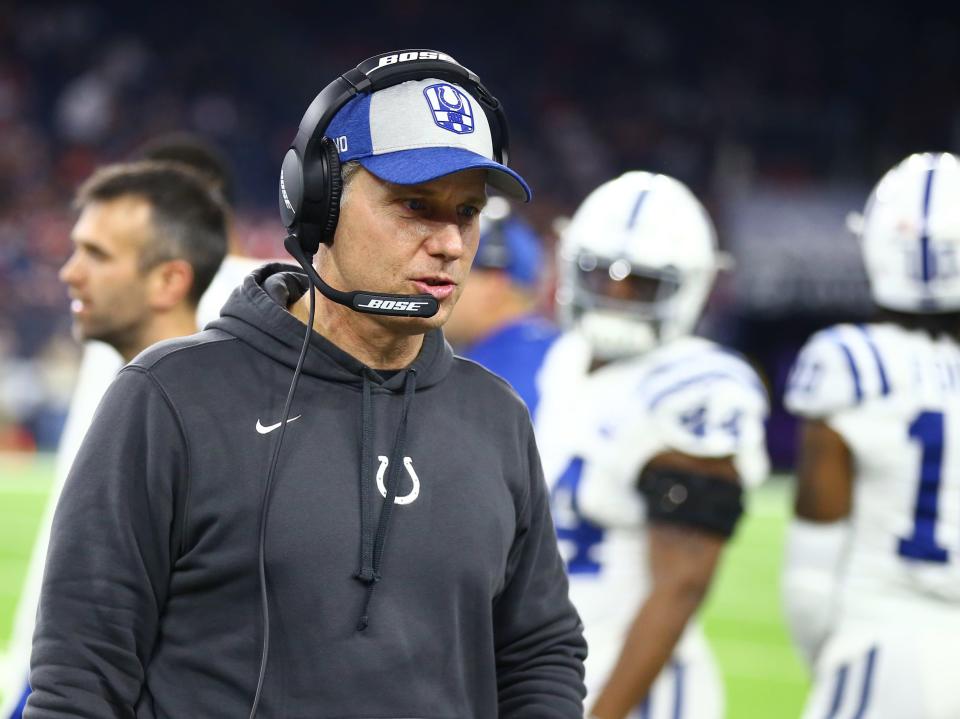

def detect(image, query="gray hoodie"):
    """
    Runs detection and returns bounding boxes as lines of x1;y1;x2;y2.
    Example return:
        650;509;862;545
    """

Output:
26;264;586;718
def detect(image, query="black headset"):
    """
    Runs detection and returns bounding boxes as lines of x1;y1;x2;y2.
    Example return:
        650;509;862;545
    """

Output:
279;49;511;257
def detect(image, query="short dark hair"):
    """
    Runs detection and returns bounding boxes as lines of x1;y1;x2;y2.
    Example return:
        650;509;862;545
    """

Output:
138;133;236;206
75;161;228;306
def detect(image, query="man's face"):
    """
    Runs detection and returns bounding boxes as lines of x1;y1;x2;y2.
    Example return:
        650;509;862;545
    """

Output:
326;167;487;332
59;196;155;352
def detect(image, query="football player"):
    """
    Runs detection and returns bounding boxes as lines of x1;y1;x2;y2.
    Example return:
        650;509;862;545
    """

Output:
536;172;769;719
444;196;559;413
784;152;960;719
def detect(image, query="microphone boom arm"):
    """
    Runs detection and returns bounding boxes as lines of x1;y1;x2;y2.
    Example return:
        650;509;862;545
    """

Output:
283;236;439;318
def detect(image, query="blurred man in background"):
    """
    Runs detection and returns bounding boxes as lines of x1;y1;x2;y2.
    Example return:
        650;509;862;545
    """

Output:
45;134;259;509
537;172;769;719
61;162;226;360
443;196;558;413
0;158;229;718
784;152;960;719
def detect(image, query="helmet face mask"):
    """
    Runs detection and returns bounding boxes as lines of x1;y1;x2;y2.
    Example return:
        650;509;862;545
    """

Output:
557;171;720;359
860;152;960;314
575;255;682;308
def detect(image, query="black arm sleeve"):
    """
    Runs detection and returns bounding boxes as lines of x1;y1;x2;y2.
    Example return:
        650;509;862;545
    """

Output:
25;368;188;718
638;466;744;538
493;421;587;718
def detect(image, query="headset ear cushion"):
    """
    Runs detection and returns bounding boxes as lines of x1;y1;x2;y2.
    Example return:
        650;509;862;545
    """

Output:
320;136;343;245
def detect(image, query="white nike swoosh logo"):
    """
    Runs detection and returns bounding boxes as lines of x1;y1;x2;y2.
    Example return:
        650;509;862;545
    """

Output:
256;415;302;434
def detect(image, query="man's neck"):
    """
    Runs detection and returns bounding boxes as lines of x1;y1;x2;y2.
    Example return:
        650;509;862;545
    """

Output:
120;312;199;363
290;287;424;370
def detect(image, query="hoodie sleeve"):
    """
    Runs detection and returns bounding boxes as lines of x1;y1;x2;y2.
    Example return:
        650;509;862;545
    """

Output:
493;421;587;717
26;367;186;718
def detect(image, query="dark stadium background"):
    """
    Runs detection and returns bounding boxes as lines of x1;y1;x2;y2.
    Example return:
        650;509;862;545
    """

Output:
0;3;958;713
3;1;958;464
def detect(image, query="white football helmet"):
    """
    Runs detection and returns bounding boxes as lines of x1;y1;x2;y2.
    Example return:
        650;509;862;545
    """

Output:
556;171;723;359
858;152;960;313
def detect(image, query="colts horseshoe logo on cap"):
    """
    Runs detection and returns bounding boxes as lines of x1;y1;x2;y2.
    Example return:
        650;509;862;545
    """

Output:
423;83;475;135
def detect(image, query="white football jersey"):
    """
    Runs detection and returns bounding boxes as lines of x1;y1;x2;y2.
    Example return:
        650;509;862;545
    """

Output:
196;255;267;328
786;322;960;627
535;332;769;709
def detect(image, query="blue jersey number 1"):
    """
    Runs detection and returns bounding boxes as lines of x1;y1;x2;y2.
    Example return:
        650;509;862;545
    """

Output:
898;411;949;563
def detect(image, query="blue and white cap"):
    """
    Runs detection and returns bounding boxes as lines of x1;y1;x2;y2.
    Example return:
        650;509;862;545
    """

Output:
326;78;531;201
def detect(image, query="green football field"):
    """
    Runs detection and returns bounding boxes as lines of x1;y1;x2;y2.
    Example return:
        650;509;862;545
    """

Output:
0;453;809;716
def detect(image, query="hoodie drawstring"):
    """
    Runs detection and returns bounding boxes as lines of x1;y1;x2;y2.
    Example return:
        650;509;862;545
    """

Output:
355;367;418;631
355;370;377;585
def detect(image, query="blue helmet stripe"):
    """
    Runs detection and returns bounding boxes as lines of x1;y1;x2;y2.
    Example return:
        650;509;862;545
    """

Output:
622;187;652;259
627;188;651;231
920;161;937;283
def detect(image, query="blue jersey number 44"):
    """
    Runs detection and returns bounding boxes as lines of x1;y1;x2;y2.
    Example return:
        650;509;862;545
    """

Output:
898;411;950;563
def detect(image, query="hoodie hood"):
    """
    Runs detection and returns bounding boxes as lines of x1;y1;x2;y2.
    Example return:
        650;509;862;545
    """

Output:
208;262;454;390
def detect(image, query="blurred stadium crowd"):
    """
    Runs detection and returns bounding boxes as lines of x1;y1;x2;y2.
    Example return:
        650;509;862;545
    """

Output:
1;2;958;460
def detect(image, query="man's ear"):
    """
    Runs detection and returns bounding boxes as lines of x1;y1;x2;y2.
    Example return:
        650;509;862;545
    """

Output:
146;259;195;311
